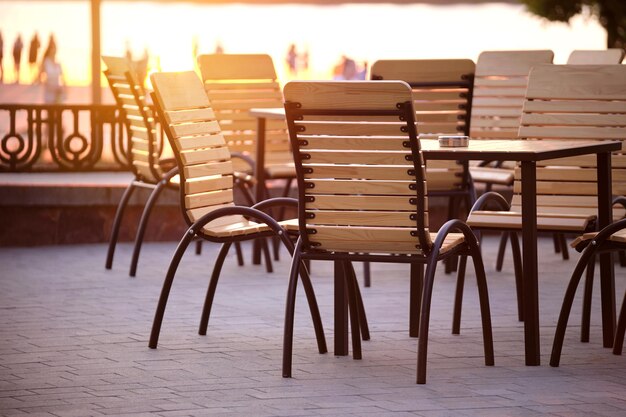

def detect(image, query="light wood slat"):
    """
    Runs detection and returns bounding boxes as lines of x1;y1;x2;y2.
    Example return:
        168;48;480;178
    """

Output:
151;71;210;111
474;77;529;87
284;81;413;110
185;189;234;210
307;210;420;227
511;194;611;208
467;211;592;232
306;195;418;211
371;59;475;83
308;238;422;254
519;126;626;139
198;54;277;80
220;119;286;131
204;81;278;91
509;204;626;218
130;137;149;152
425;171;463;190
470;167;514;185
128;118;148;128
310;226;417;244
180;147;231;165
123;107;142;117
295;122;406;136
474;50;554;77
471;107;522;117
414;123;464;134
513;181;598;196
178;133;226;151
526;65;626;100
470;129;519;139
212;99;283;111
303;114;402;122
567;49;625;65
171;120;221;138
206;90;282;100
412;91;468;101
541;153;626;167
472;87;527;97
412;113;464;123
184;175;233;194
300;136;407;151
470;118;520;128
515;166;626;182
187;203;241;225
412;102;466;111
522;113;626;127
306;179;415;195
184;161;233;179
425;160;461;169
523;100;626;114
472;97;525;107
303;164;415;180
304;150;411;166
165;108;216;124
130;129;149;141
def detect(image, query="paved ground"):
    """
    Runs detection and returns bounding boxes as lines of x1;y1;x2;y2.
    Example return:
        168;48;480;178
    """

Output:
1;236;624;416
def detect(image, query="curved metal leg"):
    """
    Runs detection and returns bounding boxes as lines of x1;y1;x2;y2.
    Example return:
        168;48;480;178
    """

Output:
553;233;561;254
282;239;302;378
558;233;569;260
261;238;273;273
195;240;202;255
550;247;595;367
295;254;327;354
613;291;626;355
510;231;524;322
495;232;508;272
343;261;362;360
619;250;626;267
148;229;195;349
581;256;595;343
105;181;137;269
468;242;495;367
234;242;245;266
347;262;369;341
417;252;439;384
198;242;232;336
129;181;167;277
452;255;468;335
363;261;371;288
409;262;423;338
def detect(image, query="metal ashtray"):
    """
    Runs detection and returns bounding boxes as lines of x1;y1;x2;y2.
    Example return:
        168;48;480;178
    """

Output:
438;135;469;147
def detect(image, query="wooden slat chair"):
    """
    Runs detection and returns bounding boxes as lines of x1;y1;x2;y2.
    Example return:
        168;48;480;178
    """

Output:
567;49;625;65
458;65;626;335
102;56;181;277
147;70;327;352
282;80;494;384
551;217;626;366
197;54;295;195
371;59;476;218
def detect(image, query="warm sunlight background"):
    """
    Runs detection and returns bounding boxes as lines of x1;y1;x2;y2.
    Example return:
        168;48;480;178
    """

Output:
0;1;607;87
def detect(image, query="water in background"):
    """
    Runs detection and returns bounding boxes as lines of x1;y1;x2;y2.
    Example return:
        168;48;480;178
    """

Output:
0;1;606;88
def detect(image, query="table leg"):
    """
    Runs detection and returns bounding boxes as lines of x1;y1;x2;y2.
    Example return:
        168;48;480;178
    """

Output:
597;152;616;347
252;117;267;265
521;160;540;366
334;260;349;356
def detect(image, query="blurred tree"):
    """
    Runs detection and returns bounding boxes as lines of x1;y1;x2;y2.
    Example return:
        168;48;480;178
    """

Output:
520;0;625;49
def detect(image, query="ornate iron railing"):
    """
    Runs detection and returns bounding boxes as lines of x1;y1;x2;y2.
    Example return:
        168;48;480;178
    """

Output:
0;104;135;172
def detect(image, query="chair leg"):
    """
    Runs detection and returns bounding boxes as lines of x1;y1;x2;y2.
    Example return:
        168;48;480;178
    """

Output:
468;243;495;368
495;232;508;272
198;242;232;336
619;250;626;267
260;238;273;273
452;255;468;335
550;246;596;367
510;231;524;322
343;261;362;360
282;239;302;378
553;233;561;254
409;262;423;338
148;229;195;349
613;291;626;355
234;242;245;266
296;259;328;354
129;181;167;277
195;240;203;255
416;253;440;384
346;262;370;341
105;182;137;269
273;178;294;261
558;234;569;260
580;256;595;343
363;261;371;288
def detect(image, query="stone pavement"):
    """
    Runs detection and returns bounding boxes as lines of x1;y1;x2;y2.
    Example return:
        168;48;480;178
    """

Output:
1;236;624;416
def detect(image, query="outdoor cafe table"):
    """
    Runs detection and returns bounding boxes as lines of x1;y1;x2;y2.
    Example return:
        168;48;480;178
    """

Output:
249;107;621;366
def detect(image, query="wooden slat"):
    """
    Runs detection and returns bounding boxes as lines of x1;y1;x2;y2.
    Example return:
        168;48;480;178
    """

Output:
472;97;525;107
306;195;419;211
541;153;626;167
471;107;522;117
300;136;406;151
523;100;626;114
526;65;626;100
471;118;520;128
412;91;468;101
206;90;282;100
303;164;415;180
515;166;626;182
171;120;221;138
185;189;233;210
165;108;216;124
184;161;233;179
513;180;598;196
304;150;411;166
308;238;422;254
474;77;529;87
474;50;554;77
519;126;626;139
370;59;475;83
180;147;231;165
198;54;277;80
220;119;286;131
467;211;592;232
470;129;518;139
567;49;625;65
204;81;278;91
521;113;626;127
130;137;149;152
307;210;419;227
184;175;233;194
178;133;226;151
151;71;210;111
414;123;464;134
212;99;283;111
295;122;406;136
306;179;415;195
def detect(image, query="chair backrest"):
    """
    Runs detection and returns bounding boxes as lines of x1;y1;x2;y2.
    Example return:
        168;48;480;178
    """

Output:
150;71;244;233
283;80;432;254
102;55;163;183
370;59;475;192
197;54;291;173
567;49;625;65
470;50;554;140
513;65;626;218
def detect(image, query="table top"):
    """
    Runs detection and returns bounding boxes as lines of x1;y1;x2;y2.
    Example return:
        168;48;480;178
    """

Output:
249;107;622;161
